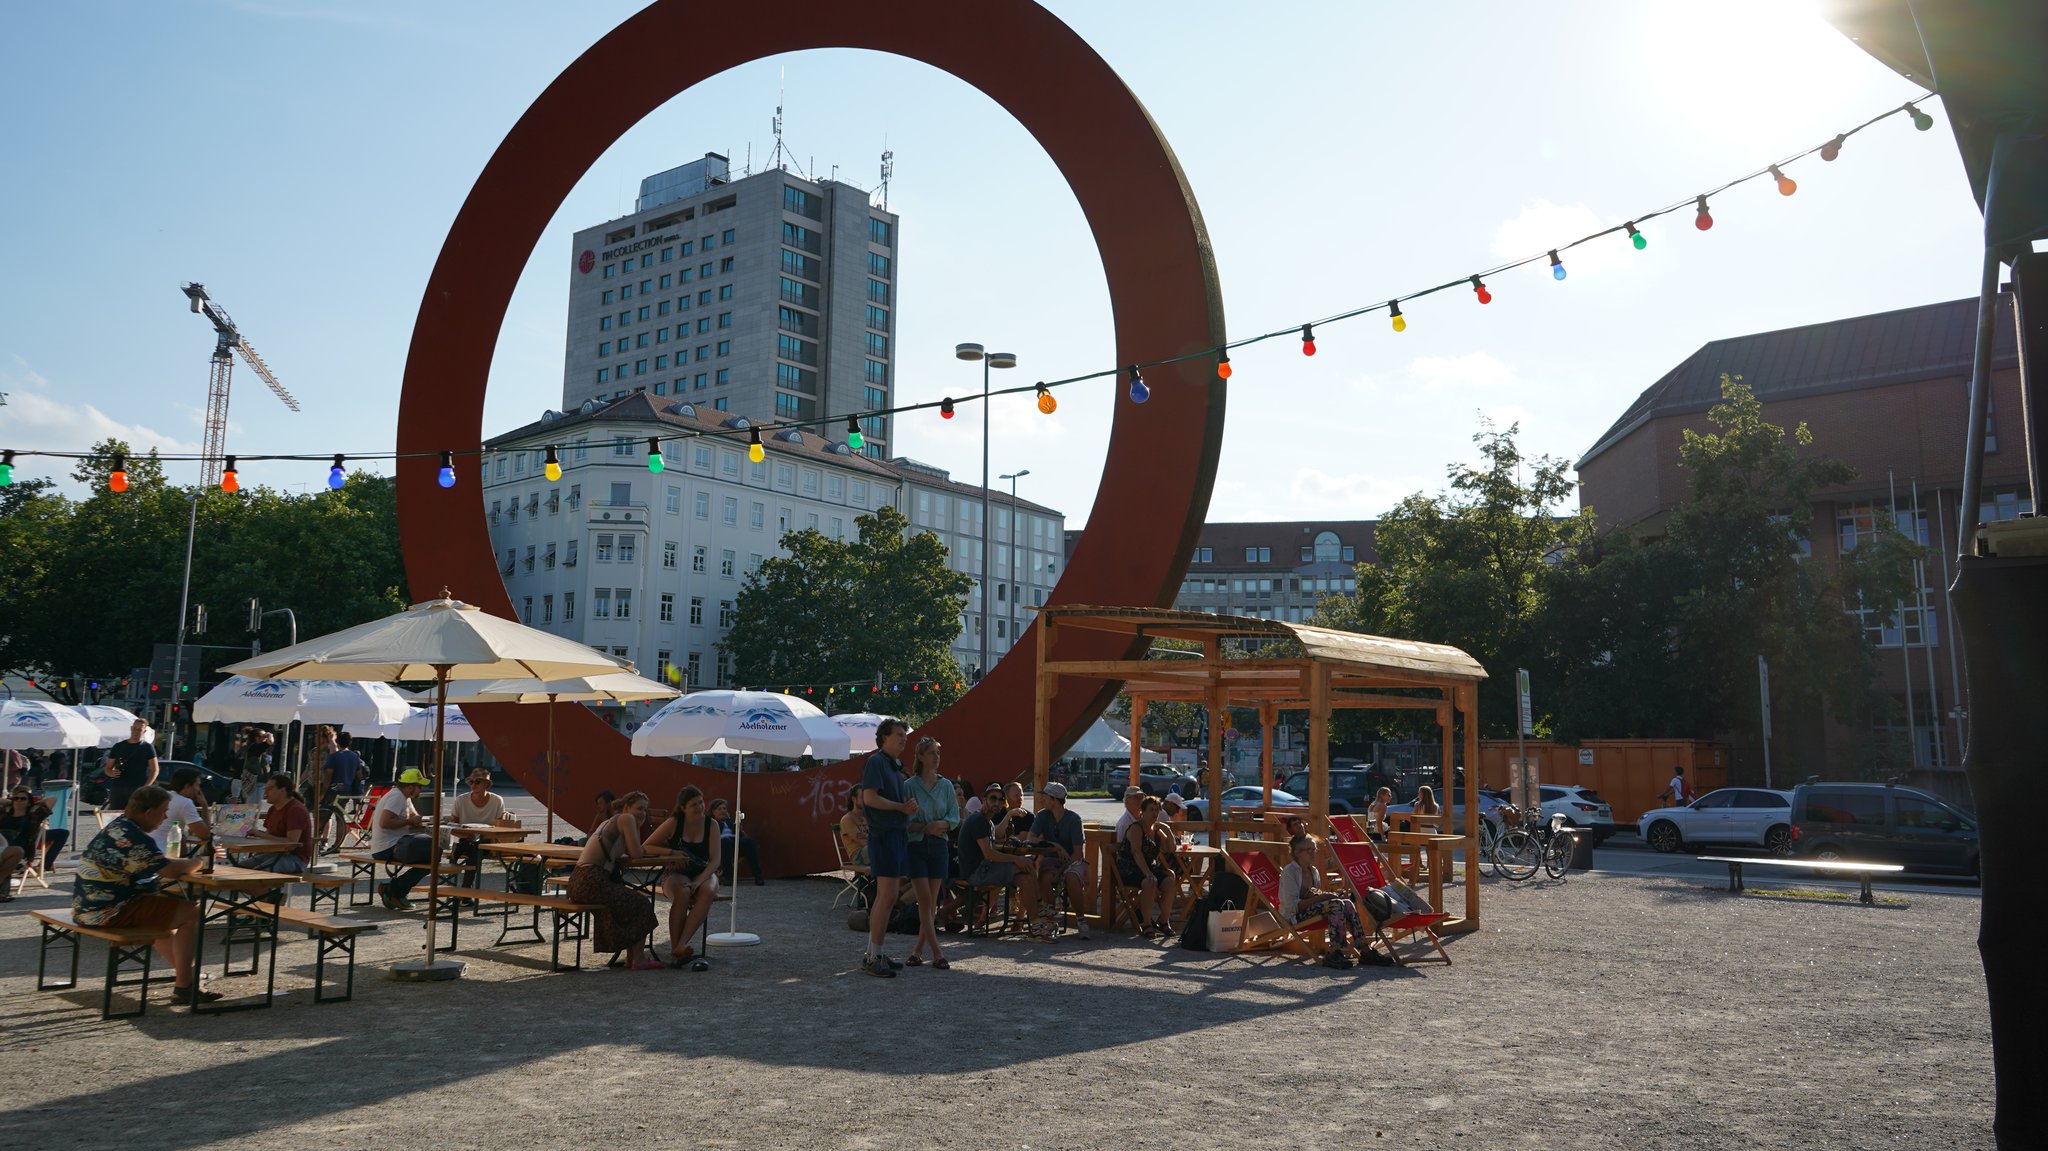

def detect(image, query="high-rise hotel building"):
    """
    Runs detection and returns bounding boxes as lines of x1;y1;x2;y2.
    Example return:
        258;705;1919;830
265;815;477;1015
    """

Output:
561;153;900;458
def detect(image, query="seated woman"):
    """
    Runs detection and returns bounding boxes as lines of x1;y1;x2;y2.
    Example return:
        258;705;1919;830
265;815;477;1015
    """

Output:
1281;832;1365;970
1114;795;1173;935
838;790;869;869
0;786;57;895
645;786;721;967
709;797;764;887
566;791;662;970
1413;785;1440;818
1366;787;1393;840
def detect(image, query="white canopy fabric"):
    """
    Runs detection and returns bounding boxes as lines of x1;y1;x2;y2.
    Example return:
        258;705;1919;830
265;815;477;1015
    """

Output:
631;690;853;760
828;712;888;755
0;700;101;750
193;676;414;727
220;595;631;684
1067;716;1132;756
72;705;156;749
437;672;678;706
393;705;481;743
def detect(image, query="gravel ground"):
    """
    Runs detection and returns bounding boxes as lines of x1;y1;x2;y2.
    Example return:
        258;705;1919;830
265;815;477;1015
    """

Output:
0;867;1991;1150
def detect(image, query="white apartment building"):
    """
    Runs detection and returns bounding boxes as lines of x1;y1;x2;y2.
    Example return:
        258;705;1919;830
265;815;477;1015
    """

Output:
885;458;1065;679
483;394;902;723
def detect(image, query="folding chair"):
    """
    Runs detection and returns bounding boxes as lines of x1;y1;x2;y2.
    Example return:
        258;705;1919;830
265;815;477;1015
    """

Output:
824;828;870;910
334;787;387;853
1222;846;1326;957
1330;838;1451;966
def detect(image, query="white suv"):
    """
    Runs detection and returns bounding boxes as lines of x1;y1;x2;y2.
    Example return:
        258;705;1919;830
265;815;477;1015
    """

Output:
1538;785;1617;843
1638;787;1795;855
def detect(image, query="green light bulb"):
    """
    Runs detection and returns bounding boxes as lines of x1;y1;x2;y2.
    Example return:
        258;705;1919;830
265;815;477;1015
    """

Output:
1632;232;1646;250
646;437;664;473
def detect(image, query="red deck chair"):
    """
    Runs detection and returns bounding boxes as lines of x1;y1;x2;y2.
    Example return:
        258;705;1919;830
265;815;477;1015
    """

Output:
1223;848;1326;956
1330;838;1451;965
334;785;389;852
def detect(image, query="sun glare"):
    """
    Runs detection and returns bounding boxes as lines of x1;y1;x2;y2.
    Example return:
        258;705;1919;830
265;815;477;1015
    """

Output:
1644;0;1853;135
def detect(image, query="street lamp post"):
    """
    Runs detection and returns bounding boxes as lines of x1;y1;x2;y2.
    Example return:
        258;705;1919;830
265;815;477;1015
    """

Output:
955;343;1017;682
1000;469;1030;661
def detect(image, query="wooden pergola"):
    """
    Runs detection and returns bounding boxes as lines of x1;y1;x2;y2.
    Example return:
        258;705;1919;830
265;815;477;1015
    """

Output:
1032;606;1490;932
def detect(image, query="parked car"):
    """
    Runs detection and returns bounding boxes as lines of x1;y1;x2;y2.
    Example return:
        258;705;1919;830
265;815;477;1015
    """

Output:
1109;770;1203;802
1279;769;1382;814
1182;786;1305;823
1387;791;1511;837
1534;785;1618;843
1789;782;1978;875
80;759;236;807
1638;787;1796;855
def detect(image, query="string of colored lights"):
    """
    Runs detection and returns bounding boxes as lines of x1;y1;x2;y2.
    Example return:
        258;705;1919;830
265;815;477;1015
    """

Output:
0;94;1938;493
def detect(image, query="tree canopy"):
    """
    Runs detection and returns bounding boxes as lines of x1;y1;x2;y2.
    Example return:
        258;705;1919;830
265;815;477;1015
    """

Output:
720;504;970;725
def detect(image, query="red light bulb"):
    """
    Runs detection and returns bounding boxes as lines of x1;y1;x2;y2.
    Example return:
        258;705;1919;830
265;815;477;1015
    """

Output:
1694;195;1714;231
1216;351;1232;380
1770;165;1796;196
1471;275;1491;305
940;397;955;419
109;471;128;492
1820;134;1844;162
1300;324;1316;356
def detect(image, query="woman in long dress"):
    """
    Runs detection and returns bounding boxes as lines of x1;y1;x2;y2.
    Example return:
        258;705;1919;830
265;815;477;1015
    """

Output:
567;791;662;970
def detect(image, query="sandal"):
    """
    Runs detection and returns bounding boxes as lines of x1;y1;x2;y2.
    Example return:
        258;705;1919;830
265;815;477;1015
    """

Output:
667;946;696;969
904;954;925;966
931;956;951;970
629;957;665;971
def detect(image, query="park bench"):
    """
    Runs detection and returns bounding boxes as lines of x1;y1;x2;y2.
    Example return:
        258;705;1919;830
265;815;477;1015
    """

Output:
296;873;354;914
270;905;376;1003
336;852;470;907
1699;855;1906;905
30;909;175;1020
432;886;601;971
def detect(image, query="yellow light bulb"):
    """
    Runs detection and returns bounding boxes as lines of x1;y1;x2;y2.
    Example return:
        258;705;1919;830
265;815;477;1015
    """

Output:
748;443;764;464
1391;314;1407;333
544;462;562;481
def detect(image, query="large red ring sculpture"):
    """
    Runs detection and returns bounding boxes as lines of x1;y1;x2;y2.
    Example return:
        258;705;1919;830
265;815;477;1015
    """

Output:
397;0;1225;875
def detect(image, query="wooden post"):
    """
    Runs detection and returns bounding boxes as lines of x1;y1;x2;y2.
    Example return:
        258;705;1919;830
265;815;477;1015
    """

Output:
1457;682;1482;931
1308;663;1330;838
1258;701;1277;814
1128;697;1146;795
1204;638;1224;844
1033;610;1052;795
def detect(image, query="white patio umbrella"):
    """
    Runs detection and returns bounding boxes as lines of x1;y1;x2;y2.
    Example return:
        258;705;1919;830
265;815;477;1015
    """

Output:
631;690;852;945
223;591;629;980
440;672;678;838
828;712;888;755
194;676;414;787
72;705;155;749
0;700;101;750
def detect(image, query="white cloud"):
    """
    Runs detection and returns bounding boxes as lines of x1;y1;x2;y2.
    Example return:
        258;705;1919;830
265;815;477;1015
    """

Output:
1276;467;1427;520
0;364;202;459
1492;199;1633;278
1408;351;1520;391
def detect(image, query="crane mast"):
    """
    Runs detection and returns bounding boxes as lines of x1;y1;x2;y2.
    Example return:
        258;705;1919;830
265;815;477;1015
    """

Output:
182;282;298;486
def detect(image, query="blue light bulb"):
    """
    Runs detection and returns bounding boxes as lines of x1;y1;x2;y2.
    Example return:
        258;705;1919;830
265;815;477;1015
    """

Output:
438;467;455;488
328;466;345;490
1128;368;1149;404
1552;262;1567;281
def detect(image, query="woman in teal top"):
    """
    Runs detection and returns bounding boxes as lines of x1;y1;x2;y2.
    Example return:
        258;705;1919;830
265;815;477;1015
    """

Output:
902;736;961;968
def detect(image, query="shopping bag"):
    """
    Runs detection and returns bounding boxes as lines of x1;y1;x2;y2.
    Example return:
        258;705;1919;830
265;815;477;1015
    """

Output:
1208;907;1246;952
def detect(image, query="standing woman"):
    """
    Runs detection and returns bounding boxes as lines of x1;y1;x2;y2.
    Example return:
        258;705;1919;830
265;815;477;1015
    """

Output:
567;791;662;970
901;737;960;969
646;786;720;967
303;725;337;809
1367;787;1393;841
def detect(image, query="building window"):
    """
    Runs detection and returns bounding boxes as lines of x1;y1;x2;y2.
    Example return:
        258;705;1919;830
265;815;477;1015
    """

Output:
615;589;632;620
868;218;893;246
593;589;612;619
1981;488;2034;522
750;502;765;529
689;597;704;626
747;553;763;574
719;600;736;628
564;592;575;620
660;594;675;623
722;496;738;525
695;490;710;518
686;651;702;687
867;252;891;278
1193;547;1213;563
521;596;533;624
863;332;889;358
542;594;554;623
617;537;636;564
656;649;673;684
865;305;889;332
692;545;706;573
595;534;613;562
716;340;730;357
663;541;678;568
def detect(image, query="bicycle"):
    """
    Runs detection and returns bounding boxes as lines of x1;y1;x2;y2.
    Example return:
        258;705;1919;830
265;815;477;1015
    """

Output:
1491;806;1575;881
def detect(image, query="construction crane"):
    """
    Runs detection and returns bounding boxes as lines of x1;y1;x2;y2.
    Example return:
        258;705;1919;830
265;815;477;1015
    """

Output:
181;282;299;486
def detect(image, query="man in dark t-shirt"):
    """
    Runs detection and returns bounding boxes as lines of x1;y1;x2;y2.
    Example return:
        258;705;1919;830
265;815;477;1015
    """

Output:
858;717;918;978
957;782;1039;928
1028;782;1089;938
99;720;158;811
317;732;367;848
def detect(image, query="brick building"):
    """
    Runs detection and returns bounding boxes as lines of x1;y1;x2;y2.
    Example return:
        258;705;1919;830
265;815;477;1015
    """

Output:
1577;295;2029;779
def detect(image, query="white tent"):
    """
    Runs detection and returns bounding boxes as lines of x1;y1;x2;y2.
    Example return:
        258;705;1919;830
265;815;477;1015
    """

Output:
1064;716;1166;764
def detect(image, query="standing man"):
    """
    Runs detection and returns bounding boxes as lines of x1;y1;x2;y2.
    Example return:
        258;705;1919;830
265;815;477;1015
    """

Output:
857;717;918;978
240;728;275;804
1666;768;1688;805
243;774;312;876
73;785;220;1003
317;730;367;851
370;767;433;911
99;718;159;814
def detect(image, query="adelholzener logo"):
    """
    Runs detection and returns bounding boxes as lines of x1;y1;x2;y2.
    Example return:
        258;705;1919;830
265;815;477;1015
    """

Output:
737;709;789;731
244;682;288;697
9;714;51;728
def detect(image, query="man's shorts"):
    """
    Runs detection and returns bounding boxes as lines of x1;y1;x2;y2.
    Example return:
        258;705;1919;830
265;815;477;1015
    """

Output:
1037;854;1086;883
105;893;191;930
868;828;910;879
966;860;1016;888
906;836;950;879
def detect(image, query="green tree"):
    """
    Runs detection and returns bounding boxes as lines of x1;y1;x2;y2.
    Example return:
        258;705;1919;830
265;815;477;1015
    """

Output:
1313;419;1596;738
721;505;970;725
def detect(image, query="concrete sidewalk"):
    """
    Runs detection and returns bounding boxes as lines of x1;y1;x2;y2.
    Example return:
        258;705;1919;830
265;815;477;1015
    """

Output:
0;864;1990;1149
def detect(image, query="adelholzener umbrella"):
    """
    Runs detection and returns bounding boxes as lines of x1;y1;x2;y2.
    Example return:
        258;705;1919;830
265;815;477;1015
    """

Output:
0;700;101;750
72;705;156;749
223;591;628;980
631;690;852;945
828;712;888;755
440;672;678;839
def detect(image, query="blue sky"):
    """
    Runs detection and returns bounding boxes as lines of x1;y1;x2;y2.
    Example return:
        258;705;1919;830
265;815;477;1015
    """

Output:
0;1;1980;529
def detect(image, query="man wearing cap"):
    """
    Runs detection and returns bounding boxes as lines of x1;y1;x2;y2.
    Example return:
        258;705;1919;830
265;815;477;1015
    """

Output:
370;768;433;911
957;782;1039;935
1027;781;1089;940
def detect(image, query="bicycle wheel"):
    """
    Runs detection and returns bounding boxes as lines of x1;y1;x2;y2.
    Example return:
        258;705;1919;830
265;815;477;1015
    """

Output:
1494;829;1539;880
1543;832;1573;879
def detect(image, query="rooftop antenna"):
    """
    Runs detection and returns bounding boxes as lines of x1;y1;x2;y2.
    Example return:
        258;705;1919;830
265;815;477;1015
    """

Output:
879;146;894;210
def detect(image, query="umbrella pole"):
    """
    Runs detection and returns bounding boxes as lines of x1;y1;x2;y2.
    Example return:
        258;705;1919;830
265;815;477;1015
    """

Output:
708;750;760;946
425;671;450;967
544;695;557;841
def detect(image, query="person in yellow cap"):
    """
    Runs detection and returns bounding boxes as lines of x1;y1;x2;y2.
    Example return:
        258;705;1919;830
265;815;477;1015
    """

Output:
370;767;434;911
